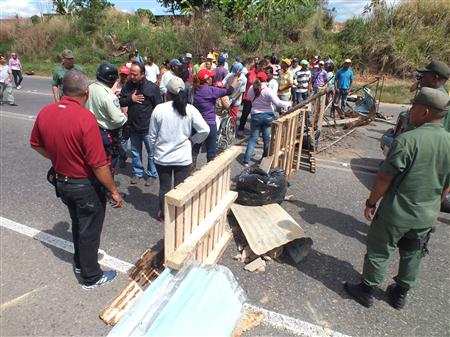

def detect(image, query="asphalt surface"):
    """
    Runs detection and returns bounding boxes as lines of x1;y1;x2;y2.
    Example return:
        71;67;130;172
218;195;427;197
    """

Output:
1;77;449;337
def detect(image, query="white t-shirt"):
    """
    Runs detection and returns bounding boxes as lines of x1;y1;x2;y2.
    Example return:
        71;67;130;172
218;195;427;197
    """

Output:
148;102;209;166
222;73;247;106
289;66;301;87
0;65;11;83
145;63;160;83
267;78;278;93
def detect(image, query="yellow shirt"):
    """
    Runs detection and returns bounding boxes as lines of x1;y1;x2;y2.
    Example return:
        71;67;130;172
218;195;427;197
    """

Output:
277;69;293;95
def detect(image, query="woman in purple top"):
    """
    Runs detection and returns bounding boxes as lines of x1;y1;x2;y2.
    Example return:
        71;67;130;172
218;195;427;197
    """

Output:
192;68;239;166
243;72;291;166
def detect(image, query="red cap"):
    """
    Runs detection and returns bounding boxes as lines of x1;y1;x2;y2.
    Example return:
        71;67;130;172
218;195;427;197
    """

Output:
119;65;130;75
256;72;267;82
198;69;216;81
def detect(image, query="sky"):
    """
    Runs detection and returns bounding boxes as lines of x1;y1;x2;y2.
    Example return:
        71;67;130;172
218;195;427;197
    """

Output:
0;0;398;22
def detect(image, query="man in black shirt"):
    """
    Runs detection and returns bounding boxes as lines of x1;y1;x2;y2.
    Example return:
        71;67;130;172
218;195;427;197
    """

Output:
119;63;162;185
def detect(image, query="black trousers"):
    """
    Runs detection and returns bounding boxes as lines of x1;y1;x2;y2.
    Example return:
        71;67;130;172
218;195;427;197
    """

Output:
155;164;191;213
238;100;252;131
57;181;106;285
12;70;23;87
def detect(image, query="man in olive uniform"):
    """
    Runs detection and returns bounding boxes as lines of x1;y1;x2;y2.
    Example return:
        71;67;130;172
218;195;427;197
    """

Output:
410;60;449;132
86;64;128;173
345;87;450;309
52;49;83;102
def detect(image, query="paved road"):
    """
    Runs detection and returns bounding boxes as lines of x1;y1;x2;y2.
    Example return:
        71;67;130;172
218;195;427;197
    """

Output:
1;77;448;337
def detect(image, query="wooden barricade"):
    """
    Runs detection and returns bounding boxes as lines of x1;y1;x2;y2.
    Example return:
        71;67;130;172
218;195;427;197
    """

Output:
268;108;306;177
164;146;240;270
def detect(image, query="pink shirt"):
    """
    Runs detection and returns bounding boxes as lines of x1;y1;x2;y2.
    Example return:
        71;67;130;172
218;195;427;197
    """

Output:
9;58;21;71
248;84;291;114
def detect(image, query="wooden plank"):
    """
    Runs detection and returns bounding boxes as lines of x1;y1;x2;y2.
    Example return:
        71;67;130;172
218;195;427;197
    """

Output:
205;182;212;214
175;206;184;249
217;169;224;200
296;111;305;171
165;146;240;207
166;191;238;270
164;200;176;261
211;177;218;210
317;94;326;133
272;122;282;168
198;186;206;221
203;230;233;265
184;199;192;237
259;156;274;173
231;203;308;256
226;166;231;191
191;192;199;232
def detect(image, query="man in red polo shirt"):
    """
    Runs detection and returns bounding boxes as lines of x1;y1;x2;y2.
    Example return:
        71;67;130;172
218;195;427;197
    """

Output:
30;70;123;290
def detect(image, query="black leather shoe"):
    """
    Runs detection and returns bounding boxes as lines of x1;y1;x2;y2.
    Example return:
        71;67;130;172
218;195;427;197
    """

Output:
344;282;375;308
387;283;408;309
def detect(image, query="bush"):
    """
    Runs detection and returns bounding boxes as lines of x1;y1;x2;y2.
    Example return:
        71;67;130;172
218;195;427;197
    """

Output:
239;30;262;52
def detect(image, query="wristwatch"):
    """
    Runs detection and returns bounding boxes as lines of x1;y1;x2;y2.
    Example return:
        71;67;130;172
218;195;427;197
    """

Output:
365;199;377;208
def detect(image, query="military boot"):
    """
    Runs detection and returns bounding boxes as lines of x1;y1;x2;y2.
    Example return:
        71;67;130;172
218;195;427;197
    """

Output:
344;282;375;308
387;283;408;310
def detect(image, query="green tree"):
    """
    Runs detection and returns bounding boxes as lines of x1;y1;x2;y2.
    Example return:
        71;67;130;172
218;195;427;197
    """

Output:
74;0;114;33
52;0;77;15
158;0;218;14
136;8;156;23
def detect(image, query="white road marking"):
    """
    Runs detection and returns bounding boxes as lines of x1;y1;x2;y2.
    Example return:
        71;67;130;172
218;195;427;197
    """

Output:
244;304;351;337
1;216;351;337
19;90;53;97
316;158;380;172
319;163;376;176
0;110;36;121
0;286;47;311
0;217;134;273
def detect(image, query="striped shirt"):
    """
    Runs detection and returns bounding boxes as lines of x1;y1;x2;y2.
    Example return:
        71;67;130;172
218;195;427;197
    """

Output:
295;69;311;93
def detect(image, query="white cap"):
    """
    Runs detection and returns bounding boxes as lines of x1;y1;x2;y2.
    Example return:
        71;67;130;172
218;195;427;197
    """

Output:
167;77;185;95
185;53;192;59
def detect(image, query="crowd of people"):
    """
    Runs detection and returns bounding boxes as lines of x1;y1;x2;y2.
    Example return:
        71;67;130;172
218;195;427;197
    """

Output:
29;45;450;313
0;52;21;106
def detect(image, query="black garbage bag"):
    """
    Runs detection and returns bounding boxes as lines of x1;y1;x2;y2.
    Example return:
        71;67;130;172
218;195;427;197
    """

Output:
236;167;287;206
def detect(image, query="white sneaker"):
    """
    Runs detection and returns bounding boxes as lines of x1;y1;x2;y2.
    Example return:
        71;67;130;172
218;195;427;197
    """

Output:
16;85;22;89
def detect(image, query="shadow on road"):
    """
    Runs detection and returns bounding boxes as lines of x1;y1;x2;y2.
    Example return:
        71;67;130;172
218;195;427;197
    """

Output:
283;248;361;299
39;221;74;266
126;185;160;220
287;199;368;245
350;157;381;190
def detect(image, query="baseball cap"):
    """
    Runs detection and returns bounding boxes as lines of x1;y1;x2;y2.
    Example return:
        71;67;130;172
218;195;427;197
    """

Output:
319;61;324;65
231;62;243;74
256;72;267;82
300;59;309;65
61;49;74;59
119;65;130;75
207;53;214;59
292;57;299;62
218;55;226;64
169;58;182;67
417;60;450;80
235;56;241;62
412;87;450;111
167;77;185;95
344;58;352;63
281;58;291;66
197;68;216;81
185;52;193;59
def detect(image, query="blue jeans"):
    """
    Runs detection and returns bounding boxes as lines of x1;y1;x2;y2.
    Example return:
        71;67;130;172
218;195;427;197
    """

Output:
334;88;349;112
130;131;158;178
192;123;217;162
244;112;275;162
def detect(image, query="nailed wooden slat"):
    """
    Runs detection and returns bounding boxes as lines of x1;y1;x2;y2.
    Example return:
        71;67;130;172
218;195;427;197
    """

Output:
199;186;206;221
191;192;199;231
165;147;240;207
166;191;237;270
203;230;233;265
164;200;176;260
296;111;305;171
175;206;184;249
184;199;192;237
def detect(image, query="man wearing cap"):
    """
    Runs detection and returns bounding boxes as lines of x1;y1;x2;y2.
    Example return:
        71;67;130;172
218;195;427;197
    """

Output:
309;60;328;94
332;59;354;117
160;59;182;100
289;58;301;105
345;87;450;310
52;49;83;102
201;53;216;70
134;50;144;64
277;58;294;103
184;53;194;83
120;63;162;185
213;55;228;83
295;60;311;102
86;64;128;174
411;60;450;132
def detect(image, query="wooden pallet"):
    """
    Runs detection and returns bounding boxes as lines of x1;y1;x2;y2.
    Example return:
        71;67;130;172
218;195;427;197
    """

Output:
99;248;164;325
164;146;240;270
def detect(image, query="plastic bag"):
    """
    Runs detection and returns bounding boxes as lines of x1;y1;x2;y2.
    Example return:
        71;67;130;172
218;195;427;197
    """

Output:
236;167;287;206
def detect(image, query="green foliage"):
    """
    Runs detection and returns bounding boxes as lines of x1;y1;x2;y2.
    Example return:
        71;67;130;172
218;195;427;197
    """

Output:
73;0;114;33
52;0;77;15
30;15;40;24
239;30;262;52
136;8;156;24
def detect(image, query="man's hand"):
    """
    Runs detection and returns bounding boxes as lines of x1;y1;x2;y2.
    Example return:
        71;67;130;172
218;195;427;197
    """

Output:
131;90;145;104
364;206;376;221
335;88;340;94
110;192;123;208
